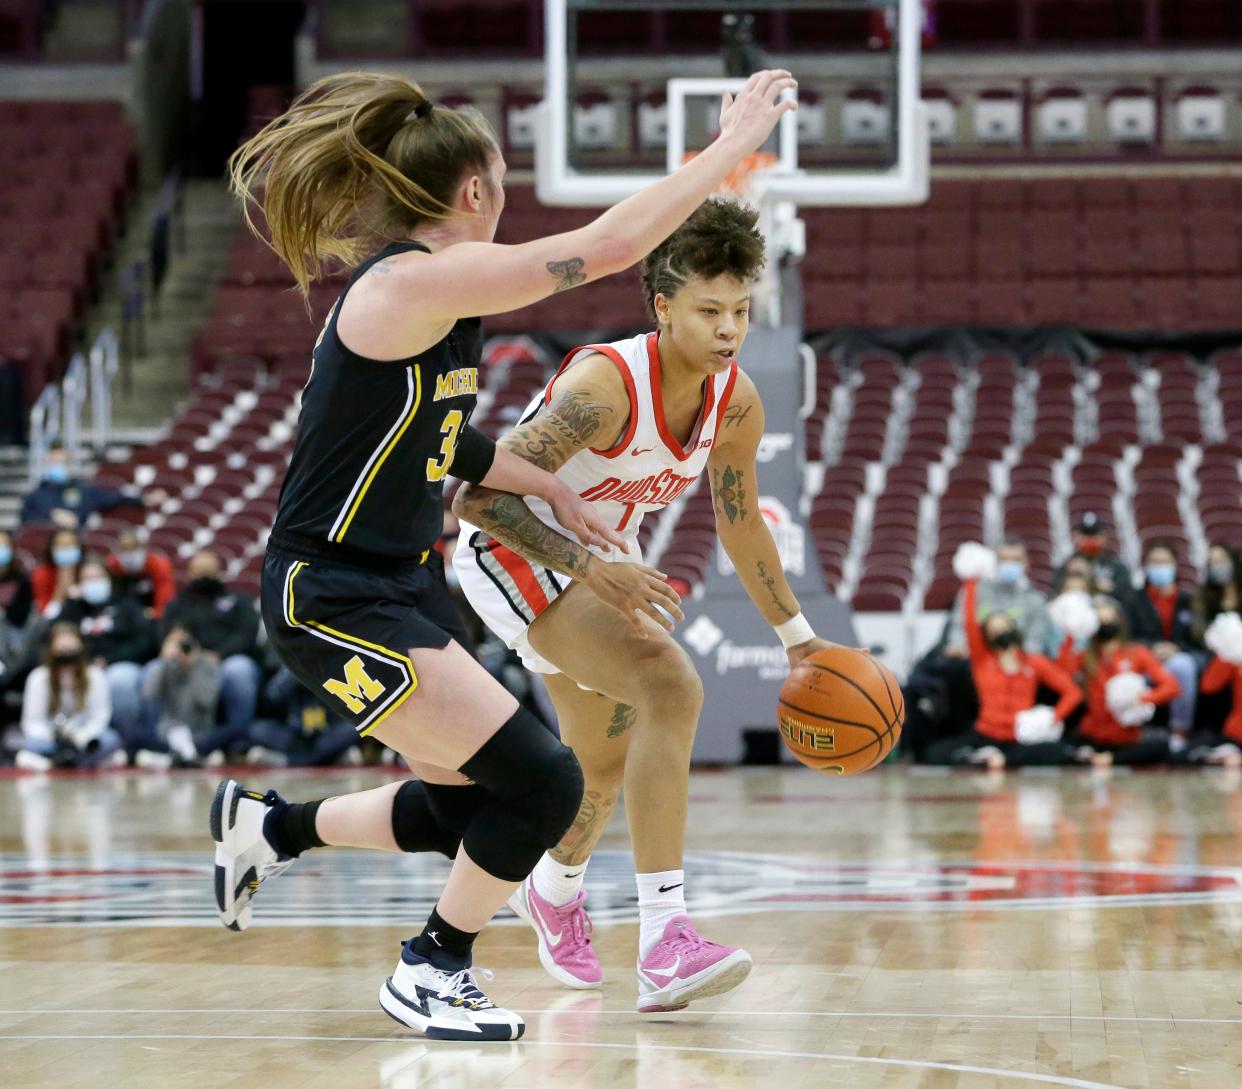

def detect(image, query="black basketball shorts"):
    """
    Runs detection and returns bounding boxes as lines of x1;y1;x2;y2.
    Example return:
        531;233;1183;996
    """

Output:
261;548;473;735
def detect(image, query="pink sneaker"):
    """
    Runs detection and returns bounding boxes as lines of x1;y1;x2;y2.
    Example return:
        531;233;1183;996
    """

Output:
508;878;602;989
636;916;752;1013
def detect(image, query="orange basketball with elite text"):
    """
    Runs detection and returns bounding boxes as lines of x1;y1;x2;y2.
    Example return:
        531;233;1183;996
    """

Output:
777;647;904;774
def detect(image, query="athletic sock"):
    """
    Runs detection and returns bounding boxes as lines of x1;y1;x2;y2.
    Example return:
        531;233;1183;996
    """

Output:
531;851;589;906
636;869;687;956
263;799;326;858
410;905;477;971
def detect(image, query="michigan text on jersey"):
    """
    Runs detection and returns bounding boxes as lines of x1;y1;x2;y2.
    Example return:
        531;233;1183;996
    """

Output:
433;368;478;401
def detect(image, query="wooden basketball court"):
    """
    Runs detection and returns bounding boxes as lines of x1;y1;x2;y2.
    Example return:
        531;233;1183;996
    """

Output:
2;765;1240;1088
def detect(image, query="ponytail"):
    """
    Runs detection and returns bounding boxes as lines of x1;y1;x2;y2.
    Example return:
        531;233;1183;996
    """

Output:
228;71;498;296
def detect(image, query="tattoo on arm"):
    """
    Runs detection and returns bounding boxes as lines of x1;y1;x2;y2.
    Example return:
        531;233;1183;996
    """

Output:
499;389;615;473
607;703;636;739
756;560;796;620
713;465;748;524
473;490;593;580
546;257;586;293
721;403;752;429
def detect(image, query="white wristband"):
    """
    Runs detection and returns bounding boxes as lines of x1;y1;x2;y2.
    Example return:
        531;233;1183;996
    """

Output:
774;612;815;650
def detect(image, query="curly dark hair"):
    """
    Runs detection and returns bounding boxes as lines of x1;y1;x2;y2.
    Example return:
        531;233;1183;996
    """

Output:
640;198;766;318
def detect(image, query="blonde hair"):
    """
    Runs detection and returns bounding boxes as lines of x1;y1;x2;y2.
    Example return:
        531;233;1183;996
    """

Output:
228;72;498;296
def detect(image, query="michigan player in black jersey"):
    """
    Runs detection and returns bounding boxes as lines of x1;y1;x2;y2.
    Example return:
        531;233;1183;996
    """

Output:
210;69;797;1040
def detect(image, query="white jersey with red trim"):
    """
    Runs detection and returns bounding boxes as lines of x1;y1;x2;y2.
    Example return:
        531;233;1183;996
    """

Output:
453;330;737;675
520;329;738;560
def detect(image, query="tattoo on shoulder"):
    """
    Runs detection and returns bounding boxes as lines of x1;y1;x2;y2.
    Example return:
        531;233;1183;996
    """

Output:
369;256;396;276
722;403;752;429
757;560;795;619
608;703;636;739
500;389;614;472
714;465;747;524
547;257;586;293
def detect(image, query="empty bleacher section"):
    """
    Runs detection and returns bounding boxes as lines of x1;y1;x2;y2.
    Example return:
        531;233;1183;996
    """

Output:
806;176;1242;329
0;99;138;403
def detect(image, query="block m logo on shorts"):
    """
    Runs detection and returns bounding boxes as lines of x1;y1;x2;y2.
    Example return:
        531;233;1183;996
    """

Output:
323;655;387;713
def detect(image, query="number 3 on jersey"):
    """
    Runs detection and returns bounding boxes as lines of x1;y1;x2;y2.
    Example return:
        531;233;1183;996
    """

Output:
427;409;463;481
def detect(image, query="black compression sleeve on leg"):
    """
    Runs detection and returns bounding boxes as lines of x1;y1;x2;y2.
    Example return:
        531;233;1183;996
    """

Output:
391;780;474;859
457;707;584;882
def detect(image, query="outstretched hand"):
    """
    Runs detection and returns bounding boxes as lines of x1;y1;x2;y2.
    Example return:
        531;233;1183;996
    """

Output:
718;69;798;157
584;560;684;638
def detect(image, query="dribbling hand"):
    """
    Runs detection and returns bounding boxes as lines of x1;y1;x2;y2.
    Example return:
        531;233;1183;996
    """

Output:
785;637;870;671
585;560;684;638
717;69;798;158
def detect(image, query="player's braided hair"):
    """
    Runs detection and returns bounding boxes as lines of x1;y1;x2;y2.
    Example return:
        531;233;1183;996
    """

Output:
228;72;498;297
640;198;766;318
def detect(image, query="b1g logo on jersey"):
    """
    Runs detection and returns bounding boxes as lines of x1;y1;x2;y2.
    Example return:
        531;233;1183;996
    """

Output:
434;368;478;401
323;655;387;714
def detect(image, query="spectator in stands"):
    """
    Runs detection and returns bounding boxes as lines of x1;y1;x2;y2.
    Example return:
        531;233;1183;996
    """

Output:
19;443;156;529
1058;597;1179;767
1193;542;1242;635
925;549;1081;768
161;549;261;745
0;530;33;632
250;666;360;767
142;627;225;766
0;535;28;708
1052;512;1132;597
107;529;175;618
1187;611;1242;769
15;622;120;772
31;528;83;618
943;537;1054;657
57;557;157;746
1059;555;1096;595
1123;540;1199;745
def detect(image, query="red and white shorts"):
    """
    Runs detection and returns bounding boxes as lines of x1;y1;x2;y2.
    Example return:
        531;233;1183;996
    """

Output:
453;530;571;675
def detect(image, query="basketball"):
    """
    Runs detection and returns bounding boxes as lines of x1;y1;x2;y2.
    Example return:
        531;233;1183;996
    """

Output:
777;647;904;774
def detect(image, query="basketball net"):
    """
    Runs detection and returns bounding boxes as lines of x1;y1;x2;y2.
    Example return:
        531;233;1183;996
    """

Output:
681;149;791;327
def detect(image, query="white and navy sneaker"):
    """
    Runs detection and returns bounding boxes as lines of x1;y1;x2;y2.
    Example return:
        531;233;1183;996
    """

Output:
210;778;295;931
380;947;525;1041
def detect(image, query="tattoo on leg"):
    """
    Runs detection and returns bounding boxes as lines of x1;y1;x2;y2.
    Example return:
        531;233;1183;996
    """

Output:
608;703;636;738
714;465;747;524
551;788;618;865
546;257;586;293
756;560;795;619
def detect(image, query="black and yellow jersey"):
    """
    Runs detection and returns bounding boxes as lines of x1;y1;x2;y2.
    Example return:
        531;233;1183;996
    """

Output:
269;240;482;566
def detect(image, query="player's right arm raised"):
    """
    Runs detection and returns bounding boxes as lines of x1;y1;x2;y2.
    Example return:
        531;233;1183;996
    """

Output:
453;356;683;637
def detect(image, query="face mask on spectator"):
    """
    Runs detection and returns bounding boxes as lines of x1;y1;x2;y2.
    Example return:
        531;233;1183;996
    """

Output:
52;546;81;568
189;575;223;595
119;550;146;573
988;628;1020;650
1078;538;1102;557
1210;561;1234;585
1146;563;1176;588
80;578;111;605
0;546;11;567
45;464;69;485
996;561;1024;585
52;650;82;667
1096;621;1122;641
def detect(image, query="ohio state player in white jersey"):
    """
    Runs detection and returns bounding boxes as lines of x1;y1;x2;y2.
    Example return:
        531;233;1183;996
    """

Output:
454;199;835;1013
